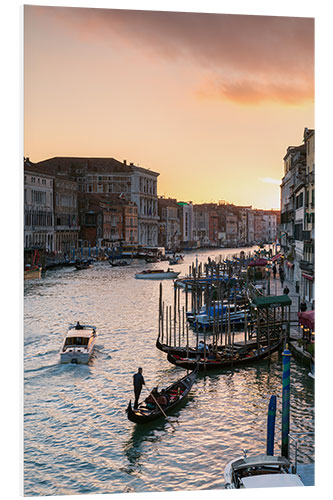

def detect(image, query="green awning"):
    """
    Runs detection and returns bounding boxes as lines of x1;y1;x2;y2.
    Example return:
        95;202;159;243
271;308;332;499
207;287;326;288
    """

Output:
251;295;292;309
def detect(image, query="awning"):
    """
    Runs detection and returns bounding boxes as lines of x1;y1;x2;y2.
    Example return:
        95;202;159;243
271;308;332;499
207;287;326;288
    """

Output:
252;295;292;309
272;253;282;262
298;310;315;331
302;272;314;281
248;258;268;267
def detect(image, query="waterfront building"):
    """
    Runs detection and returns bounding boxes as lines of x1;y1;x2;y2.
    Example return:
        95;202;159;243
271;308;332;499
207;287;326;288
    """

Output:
280;129;314;304
177;201;194;249
24;160;54;251
31;157;159;247
280;143;306;286
79;194;138;247
158;197;181;250
225;212;238;246
193;205;210;247
262;210;279;243
300;128;315;302
53;173;80;255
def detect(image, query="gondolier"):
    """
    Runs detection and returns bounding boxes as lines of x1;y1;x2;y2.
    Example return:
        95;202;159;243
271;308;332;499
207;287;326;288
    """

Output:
133;367;145;409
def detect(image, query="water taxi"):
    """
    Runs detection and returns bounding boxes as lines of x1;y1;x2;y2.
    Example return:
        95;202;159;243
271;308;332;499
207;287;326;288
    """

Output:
135;269;180;280
60;324;97;364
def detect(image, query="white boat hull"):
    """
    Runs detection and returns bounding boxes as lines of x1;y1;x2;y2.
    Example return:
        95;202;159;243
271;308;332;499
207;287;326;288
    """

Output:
60;326;97;364
135;272;180;280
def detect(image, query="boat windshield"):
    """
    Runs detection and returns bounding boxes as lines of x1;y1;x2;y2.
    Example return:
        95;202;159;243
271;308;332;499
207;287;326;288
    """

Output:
64;337;89;347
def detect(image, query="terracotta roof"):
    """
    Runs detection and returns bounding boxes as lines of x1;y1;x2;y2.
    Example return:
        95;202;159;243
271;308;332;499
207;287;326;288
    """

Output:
31;156;159;176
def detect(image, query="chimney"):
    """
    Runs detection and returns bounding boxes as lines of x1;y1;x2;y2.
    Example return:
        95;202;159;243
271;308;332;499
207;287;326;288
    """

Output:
124;160;127;165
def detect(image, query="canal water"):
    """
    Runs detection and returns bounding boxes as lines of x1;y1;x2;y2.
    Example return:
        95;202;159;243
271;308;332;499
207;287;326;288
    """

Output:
24;247;314;496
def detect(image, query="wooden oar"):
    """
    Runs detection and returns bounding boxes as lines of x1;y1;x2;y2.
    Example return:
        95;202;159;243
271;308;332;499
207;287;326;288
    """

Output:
144;386;177;430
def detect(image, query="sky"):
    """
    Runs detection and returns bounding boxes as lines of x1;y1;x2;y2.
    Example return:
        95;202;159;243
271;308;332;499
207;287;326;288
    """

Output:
24;4;314;210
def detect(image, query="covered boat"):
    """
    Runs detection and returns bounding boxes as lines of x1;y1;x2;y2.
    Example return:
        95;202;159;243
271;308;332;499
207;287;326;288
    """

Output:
126;365;198;424
60;324;97;364
166;338;281;371
135;269;180;280
224;454;304;489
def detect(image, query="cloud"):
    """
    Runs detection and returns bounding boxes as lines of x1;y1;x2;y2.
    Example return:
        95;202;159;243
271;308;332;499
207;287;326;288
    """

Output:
28;7;314;105
259;177;281;185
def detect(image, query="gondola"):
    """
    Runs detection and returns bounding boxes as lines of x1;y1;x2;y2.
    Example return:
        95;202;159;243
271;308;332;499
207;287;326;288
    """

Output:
109;260;129;267
126;364;198;424
156;336;260;358
166;338;282;371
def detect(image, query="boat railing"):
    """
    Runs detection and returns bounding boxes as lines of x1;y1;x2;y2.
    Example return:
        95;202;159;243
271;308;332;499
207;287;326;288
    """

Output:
288;432;314;473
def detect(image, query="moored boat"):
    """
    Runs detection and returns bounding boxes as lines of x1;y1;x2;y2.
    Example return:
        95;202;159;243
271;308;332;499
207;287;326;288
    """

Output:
60;323;97;364
126;365;198;424
166;338;281;371
109;260;129;267
74;259;93;270
24;264;42;280
135;269;180;280
224;454;304;489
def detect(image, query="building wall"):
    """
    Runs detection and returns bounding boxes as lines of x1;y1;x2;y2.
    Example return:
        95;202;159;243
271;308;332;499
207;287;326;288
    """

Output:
24;168;55;251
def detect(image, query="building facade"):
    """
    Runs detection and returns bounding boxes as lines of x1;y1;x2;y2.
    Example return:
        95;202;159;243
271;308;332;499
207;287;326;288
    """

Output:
53;174;80;254
24;162;55;251
279;129;314;304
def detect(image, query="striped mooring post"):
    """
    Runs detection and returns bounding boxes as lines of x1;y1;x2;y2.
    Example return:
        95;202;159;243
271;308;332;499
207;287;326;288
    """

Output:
281;346;292;458
266;395;277;456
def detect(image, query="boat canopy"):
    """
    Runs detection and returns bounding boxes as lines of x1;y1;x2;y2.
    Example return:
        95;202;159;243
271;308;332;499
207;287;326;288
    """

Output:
241;474;304;488
251;295;291;309
298;310;315;331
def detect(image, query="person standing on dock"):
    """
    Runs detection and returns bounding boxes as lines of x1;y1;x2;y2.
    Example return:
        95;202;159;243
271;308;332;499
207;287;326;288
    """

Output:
133;367;145;409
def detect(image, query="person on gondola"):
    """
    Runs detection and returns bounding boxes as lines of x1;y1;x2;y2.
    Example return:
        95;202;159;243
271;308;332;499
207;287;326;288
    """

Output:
145;387;159;409
133;367;145;409
75;321;83;330
157;389;169;408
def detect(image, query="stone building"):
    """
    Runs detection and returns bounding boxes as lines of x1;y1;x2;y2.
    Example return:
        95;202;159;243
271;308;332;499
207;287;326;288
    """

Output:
279;128;315;304
53;173;80;255
158;197;181;250
24;160;54;251
31;157;159;247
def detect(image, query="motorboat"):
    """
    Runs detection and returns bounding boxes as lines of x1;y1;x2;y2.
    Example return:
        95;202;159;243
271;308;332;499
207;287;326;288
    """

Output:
135;269;180;280
60;324;97;364
224;454;304;489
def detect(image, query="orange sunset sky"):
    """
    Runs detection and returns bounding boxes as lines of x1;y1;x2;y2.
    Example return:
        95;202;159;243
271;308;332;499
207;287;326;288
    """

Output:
24;5;314;210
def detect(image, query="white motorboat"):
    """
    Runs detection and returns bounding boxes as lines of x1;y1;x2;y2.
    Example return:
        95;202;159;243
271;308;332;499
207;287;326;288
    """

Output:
60;324;97;364
224;454;304;489
135;269;180;280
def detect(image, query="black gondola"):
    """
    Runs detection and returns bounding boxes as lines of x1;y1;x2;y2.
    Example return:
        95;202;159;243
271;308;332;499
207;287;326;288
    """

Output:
126;365;198;424
109;260;129;267
156;337;262;358
166;338;282;371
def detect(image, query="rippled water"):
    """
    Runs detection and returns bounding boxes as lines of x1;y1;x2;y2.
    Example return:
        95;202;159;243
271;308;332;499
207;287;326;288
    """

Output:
24;248;314;496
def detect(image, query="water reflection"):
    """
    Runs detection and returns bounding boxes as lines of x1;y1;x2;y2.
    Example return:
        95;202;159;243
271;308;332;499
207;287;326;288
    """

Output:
24;248;314;495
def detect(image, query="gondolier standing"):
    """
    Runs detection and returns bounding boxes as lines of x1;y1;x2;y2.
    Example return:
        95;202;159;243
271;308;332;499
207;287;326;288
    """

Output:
133;367;145;409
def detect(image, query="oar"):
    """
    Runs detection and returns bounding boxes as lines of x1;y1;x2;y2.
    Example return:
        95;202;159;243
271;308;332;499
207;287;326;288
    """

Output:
144;386;177;431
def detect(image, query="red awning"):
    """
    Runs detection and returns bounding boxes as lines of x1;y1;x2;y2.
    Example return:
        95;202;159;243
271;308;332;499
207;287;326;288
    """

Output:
302;272;314;281
298;310;315;331
248;257;268;267
272;253;282;262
